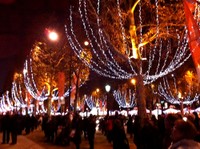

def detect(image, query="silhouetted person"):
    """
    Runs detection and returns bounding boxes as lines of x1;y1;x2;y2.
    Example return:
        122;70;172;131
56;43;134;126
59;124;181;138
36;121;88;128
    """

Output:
168;119;200;148
24;115;31;135
112;113;130;149
126;114;133;138
82;117;88;139
1;112;11;144
192;112;200;131
162;113;181;149
87;115;96;149
132;115;141;148
139;118;162;149
10;113;19;145
71;112;82;149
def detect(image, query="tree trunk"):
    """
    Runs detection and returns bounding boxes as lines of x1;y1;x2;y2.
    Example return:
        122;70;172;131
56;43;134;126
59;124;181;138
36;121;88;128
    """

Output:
136;74;147;127
74;74;79;112
47;97;51;116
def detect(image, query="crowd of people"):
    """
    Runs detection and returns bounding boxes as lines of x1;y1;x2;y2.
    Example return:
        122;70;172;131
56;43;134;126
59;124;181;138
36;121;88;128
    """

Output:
0;110;200;149
122;112;200;149
0;111;39;145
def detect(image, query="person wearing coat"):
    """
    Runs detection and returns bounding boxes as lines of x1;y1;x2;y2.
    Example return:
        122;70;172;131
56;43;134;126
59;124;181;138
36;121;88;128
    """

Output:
168;119;200;149
1;112;11;144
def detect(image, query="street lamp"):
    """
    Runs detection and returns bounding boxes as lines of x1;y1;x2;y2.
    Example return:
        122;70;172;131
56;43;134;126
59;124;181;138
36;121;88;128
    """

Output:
131;78;136;86
47;30;58;41
178;91;183;115
105;84;111;116
46;30;59;116
95;88;100;116
130;78;136;96
84;41;89;46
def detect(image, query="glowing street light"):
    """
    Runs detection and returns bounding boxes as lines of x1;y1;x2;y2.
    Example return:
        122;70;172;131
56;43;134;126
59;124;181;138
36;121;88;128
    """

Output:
178;91;184;115
45;29;59;115
96;88;100;93
105;85;111;93
84;41;89;46
131;78;136;86
105;84;111;116
48;30;58;41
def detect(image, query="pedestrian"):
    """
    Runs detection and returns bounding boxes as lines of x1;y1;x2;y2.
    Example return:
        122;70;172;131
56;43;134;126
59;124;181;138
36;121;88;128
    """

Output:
87;114;96;149
168;119;200;149
139;117;162;149
82;117;88;139
10;112;19;145
1;112;11;144
70;112;82;149
112;113;130;149
126;114;133;138
105;116;113;143
162;113;181;149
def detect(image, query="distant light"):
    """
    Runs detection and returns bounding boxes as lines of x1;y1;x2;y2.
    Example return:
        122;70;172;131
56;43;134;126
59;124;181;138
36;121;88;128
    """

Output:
96;88;100;93
131;78;136;85
183;117;187;122
105;84;111;92
84;41;89;46
48;31;58;41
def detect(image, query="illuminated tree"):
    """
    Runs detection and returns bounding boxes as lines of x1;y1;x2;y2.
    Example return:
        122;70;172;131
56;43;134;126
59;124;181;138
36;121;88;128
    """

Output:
23;40;90;114
113;82;136;108
12;73;26;109
65;0;198;125
157;71;200;114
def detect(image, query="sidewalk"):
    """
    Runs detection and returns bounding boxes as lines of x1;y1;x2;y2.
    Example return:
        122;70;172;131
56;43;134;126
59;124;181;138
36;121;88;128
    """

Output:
0;130;136;149
0;131;46;149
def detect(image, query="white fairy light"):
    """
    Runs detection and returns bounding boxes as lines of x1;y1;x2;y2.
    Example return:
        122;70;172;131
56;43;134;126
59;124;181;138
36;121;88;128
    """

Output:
11;81;25;107
0;97;7;113
85;96;95;110
23;58;48;101
157;77;200;105
65;0;192;85
113;89;136;108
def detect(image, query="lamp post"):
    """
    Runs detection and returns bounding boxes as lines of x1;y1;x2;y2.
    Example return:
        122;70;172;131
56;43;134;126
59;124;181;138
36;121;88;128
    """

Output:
95;88;100;116
105;84;111;116
178;91;183;116
48;31;58;41
46;30;58;116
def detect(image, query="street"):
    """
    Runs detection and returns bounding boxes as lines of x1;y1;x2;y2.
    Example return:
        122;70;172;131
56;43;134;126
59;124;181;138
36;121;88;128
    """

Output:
0;129;136;149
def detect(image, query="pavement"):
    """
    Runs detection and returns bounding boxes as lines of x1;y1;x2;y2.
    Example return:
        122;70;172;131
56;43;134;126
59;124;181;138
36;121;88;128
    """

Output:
0;129;137;149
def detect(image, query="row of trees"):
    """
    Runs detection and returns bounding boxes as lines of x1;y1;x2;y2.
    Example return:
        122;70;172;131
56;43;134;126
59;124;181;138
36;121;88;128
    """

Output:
65;0;200;126
1;1;200;125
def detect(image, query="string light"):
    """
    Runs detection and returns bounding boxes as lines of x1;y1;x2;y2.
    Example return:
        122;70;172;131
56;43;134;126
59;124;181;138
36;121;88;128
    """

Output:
157;77;200;105
65;0;191;85
113;89;136;108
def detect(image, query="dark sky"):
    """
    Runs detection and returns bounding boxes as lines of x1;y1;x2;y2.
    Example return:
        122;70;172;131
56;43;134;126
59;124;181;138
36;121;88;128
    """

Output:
0;0;71;94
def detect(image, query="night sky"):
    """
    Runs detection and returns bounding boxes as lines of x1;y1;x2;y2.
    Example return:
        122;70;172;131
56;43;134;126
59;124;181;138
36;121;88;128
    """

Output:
0;0;70;94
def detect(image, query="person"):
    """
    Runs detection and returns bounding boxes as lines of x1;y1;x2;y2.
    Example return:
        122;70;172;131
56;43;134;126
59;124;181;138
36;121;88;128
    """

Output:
87;114;96;149
1;112;11;144
10;112;19;145
112;113;130;149
162;113;181;149
139;117;162;149
70;112;82;149
192;112;200;131
132;115;141;148
168;119;200;149
126;114;133;138
82;117;88;139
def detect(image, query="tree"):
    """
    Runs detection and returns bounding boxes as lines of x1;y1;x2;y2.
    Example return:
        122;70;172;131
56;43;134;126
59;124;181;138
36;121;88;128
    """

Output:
24;40;90;115
157;70;200;114
66;0;193;126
